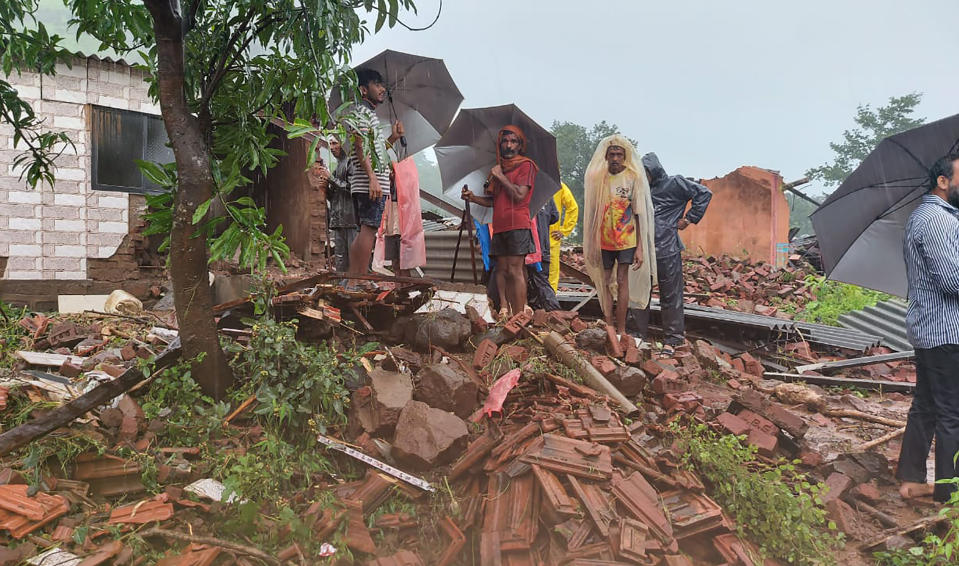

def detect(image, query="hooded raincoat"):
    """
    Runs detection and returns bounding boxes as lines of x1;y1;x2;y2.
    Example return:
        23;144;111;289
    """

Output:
640;152;712;258
583;135;657;317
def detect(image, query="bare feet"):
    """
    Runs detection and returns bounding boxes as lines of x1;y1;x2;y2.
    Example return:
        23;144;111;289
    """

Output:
900;482;934;499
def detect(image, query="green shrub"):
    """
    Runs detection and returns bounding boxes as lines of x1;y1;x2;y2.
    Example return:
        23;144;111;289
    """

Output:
140;356;228;446
675;423;843;565
0;302;28;368
225;317;355;436
797;275;891;326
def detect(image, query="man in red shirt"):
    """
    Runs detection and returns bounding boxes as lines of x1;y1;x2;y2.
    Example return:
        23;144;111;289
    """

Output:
462;125;537;319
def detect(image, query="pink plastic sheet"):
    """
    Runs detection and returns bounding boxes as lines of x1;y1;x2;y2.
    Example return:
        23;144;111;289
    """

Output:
393;157;426;270
373;158;426;270
482;368;522;417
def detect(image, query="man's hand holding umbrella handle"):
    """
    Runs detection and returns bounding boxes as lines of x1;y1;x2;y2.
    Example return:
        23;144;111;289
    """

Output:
677;218;690;230
551;230;563;242
388;120;405;145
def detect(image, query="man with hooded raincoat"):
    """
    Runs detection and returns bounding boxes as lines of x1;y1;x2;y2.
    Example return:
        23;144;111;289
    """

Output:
638;152;712;352
549;183;579;291
583;135;656;337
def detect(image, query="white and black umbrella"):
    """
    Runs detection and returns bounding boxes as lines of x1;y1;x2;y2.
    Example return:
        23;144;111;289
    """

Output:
434;104;560;226
810;112;959;297
331;49;463;158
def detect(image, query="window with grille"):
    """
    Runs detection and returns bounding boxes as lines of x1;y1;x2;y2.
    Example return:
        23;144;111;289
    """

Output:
91;105;174;194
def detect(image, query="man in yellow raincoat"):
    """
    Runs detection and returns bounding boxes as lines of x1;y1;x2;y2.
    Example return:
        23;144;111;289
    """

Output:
549;183;579;291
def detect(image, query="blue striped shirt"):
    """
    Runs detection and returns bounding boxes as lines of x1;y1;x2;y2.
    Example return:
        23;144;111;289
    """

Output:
904;194;959;349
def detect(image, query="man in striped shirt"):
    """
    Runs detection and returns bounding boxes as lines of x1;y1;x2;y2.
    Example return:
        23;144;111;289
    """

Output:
346;68;403;282
898;152;959;502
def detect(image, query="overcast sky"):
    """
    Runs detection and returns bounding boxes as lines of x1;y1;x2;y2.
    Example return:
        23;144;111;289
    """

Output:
351;0;959;195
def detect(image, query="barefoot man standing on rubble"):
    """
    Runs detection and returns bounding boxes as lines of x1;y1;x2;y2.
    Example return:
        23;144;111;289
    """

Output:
583;135;657;337
897;152;959;502
462;126;537;319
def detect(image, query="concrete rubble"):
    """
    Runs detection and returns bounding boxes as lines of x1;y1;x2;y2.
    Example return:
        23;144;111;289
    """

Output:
0;260;937;564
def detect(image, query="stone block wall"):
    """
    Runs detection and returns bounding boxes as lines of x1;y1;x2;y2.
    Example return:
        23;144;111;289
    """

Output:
0;56;160;281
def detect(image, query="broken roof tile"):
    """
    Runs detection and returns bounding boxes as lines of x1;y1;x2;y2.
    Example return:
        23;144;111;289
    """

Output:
107;500;174;525
520;434;612;481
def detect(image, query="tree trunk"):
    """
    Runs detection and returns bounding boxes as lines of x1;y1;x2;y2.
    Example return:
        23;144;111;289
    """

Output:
145;0;234;398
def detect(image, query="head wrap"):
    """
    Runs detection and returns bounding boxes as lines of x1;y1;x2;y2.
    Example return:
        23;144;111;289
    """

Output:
583;135;657;314
487;125;539;196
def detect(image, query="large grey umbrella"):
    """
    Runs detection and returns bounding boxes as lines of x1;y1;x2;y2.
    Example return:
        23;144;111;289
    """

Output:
330;49;463;158
811;113;959;297
434;104;560;226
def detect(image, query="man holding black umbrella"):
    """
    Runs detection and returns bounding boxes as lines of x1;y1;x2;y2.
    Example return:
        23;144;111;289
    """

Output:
462;126;537;319
345;68;404;284
897;152;959;502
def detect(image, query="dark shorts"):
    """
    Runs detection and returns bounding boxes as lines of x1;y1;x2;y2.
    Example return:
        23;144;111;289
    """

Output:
602;247;636;270
491;228;535;257
353;193;387;227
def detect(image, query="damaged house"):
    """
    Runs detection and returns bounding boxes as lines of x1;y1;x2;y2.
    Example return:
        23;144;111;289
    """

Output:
0;54;330;310
682;166;791;265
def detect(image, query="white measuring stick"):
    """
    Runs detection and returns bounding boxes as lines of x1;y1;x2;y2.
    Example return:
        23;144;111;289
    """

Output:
316;434;435;492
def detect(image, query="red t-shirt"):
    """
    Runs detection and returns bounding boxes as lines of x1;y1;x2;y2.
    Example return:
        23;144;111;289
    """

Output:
490;161;536;232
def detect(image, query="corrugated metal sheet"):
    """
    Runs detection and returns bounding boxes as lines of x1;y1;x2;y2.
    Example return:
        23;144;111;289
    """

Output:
421;230;484;283
838;299;911;352
555;293;883;352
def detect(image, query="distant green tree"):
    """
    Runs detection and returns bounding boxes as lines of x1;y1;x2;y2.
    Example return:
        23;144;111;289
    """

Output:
806;93;925;190
551;120;636;243
786;193;819;237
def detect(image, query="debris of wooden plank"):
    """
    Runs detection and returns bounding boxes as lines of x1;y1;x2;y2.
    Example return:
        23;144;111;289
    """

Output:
859;514;949;552
859;427;906;451
141;527;280;565
0;340;181;456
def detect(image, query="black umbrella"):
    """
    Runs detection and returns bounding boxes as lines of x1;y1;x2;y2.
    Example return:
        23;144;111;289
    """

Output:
330;49;463;158
811;113;959;297
433;104;560;226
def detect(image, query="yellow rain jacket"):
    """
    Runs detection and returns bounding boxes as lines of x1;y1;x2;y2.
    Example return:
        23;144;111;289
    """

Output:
549;183;579;290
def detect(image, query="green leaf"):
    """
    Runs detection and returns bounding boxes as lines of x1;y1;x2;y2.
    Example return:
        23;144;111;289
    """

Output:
192;198;213;225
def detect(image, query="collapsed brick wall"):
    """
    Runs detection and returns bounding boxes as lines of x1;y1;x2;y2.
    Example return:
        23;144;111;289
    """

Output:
86;195;157;282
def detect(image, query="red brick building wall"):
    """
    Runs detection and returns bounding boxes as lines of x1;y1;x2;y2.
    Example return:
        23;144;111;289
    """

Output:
681;166;789;264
